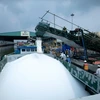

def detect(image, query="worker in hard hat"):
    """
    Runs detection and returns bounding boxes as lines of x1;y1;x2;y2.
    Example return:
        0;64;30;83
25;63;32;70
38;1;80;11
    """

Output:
83;60;88;71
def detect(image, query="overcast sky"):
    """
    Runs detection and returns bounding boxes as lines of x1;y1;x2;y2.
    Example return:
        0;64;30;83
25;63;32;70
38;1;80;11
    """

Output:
0;0;100;33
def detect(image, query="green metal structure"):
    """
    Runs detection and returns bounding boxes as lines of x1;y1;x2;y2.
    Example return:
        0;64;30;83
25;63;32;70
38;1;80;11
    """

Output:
0;31;36;37
35;22;100;52
0;31;36;41
60;59;100;94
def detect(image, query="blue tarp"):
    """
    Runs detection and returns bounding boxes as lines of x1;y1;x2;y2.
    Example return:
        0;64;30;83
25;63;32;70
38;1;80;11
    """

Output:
62;44;70;53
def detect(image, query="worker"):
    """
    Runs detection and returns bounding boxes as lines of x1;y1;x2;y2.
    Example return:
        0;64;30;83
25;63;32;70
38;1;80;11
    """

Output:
66;55;71;66
94;65;100;77
70;47;74;58
83;60;88;71
60;52;66;61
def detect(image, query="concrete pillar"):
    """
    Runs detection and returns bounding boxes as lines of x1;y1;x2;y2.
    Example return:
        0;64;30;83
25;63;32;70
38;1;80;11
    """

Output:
36;38;43;53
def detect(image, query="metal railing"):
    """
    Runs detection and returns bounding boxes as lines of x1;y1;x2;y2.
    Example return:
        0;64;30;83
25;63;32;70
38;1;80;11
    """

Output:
60;59;100;94
0;56;7;72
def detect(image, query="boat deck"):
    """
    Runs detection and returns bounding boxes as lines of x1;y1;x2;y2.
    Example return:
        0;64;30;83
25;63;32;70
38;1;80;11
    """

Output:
47;53;98;74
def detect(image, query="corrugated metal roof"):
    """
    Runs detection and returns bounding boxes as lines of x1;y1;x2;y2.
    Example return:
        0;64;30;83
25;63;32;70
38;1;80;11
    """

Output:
0;31;36;37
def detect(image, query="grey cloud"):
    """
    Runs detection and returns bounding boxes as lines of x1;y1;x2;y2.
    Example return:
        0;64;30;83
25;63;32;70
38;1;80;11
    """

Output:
0;0;57;32
0;0;100;33
71;0;100;12
0;0;24;15
55;0;100;15
0;5;21;32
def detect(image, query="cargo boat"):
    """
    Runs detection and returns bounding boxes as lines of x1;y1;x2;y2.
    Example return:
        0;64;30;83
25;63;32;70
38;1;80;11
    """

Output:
0;11;100;100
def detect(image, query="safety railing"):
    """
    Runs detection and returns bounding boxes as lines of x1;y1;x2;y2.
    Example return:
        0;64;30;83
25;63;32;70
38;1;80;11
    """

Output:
0;53;28;72
60;59;100;94
0;56;7;72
